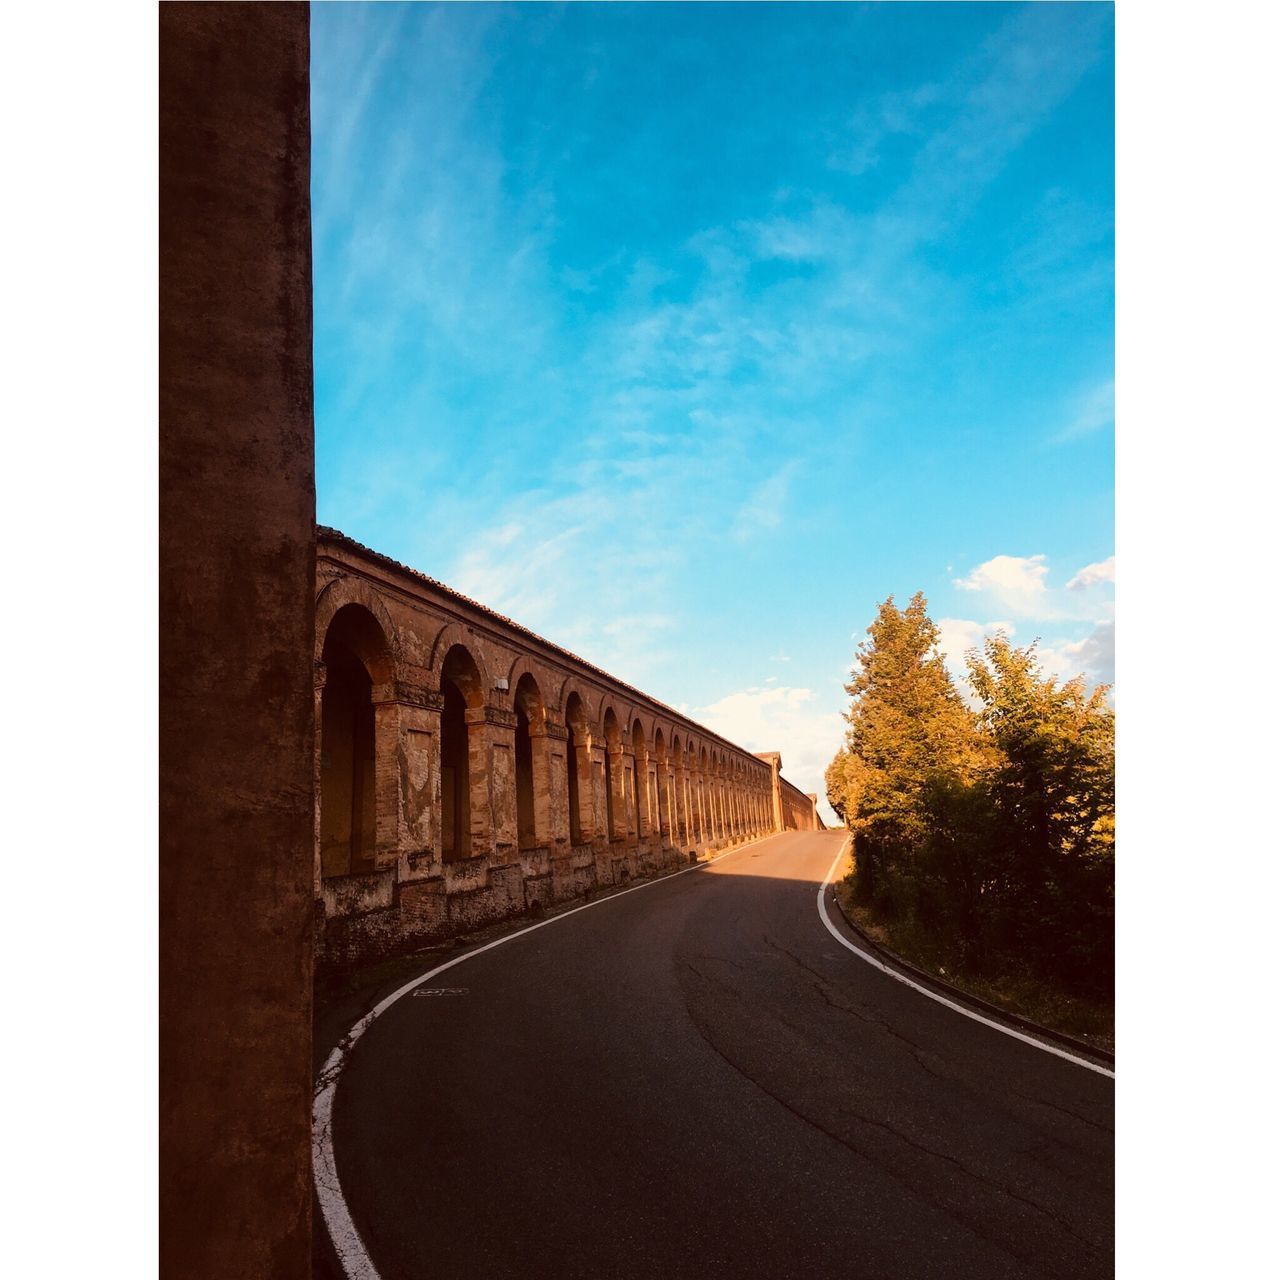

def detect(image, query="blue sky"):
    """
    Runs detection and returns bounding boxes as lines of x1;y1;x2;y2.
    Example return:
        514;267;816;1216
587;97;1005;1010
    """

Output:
311;2;1114;820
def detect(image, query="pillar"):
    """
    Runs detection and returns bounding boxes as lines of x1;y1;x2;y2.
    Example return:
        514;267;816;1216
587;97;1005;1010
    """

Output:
538;721;570;851
370;677;444;875
467;706;517;861
159;5;314;1275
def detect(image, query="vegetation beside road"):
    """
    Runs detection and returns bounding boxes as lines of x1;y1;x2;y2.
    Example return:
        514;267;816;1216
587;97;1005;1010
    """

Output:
826;594;1114;1044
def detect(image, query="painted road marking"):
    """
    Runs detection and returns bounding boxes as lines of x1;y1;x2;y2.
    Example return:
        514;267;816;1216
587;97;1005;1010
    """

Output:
817;838;1115;1080
314;832;780;1280
411;987;468;998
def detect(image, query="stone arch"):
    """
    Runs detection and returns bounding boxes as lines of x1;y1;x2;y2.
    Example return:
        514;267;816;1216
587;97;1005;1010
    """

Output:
315;577;398;681
555;674;595;725
426;620;492;697
601;704;623;750
506;653;555;707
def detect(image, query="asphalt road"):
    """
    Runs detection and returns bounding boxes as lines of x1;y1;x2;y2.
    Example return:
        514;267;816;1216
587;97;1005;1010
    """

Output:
327;829;1113;1279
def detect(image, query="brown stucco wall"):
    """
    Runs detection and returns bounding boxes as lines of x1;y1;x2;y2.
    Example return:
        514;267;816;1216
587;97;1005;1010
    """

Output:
159;5;314;1276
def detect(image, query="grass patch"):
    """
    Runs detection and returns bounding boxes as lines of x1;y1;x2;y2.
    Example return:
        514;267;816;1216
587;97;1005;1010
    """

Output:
835;878;1114;1056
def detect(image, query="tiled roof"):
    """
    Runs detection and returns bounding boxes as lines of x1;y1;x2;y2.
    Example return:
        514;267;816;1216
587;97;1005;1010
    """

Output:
317;525;771;768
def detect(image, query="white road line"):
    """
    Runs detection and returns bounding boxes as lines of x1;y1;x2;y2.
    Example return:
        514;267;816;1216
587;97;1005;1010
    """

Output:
817;838;1115;1080
313;832;781;1280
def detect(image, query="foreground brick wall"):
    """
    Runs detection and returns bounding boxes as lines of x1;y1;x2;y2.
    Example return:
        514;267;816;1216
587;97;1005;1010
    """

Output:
159;5;314;1276
316;530;810;967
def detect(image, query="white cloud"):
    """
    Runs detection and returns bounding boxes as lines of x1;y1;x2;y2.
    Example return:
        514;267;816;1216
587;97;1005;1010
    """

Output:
953;554;1052;618
1067;555;1116;591
936;616;1013;691
934;617;1015;706
695;685;847;826
1040;619;1115;689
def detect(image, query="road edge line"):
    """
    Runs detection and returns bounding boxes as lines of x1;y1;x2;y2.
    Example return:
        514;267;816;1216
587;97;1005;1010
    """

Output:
817;837;1115;1080
313;830;783;1279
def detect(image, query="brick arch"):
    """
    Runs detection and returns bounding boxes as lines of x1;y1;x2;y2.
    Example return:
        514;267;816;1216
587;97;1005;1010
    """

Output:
600;702;624;749
512;669;548;728
558;679;596;736
426;620;492;697
506;653;555;715
601;699;639;744
315;575;401;676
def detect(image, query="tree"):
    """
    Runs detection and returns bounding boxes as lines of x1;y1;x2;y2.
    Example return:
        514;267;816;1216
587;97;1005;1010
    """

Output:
826;598;1115;1000
838;594;979;910
966;636;1115;992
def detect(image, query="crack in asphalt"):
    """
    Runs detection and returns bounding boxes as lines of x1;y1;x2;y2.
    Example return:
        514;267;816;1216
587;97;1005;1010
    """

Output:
677;987;1071;1280
677;946;1106;1274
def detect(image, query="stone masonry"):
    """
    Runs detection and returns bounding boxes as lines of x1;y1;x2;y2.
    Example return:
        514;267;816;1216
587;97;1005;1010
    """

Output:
317;528;823;967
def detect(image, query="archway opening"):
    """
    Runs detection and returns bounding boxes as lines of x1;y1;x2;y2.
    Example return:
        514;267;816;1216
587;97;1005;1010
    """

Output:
630;719;647;843
653;729;667;844
319;604;392;879
603;708;621;841
514;673;544;851
440;644;483;861
565;692;587;846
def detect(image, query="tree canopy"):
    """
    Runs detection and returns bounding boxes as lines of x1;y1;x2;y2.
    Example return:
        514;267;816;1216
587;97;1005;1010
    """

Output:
828;595;1114;998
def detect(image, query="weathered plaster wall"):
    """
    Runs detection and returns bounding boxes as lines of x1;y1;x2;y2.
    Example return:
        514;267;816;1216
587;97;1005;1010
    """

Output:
780;779;824;831
159;5;314;1276
316;530;803;967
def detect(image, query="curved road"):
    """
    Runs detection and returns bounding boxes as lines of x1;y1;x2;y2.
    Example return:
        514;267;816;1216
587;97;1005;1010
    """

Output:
324;830;1113;1279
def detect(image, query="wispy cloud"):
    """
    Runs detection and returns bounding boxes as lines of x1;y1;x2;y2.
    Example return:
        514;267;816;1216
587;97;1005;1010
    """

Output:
1054;378;1115;443
695;684;846;823
311;4;1112;765
732;464;799;541
1067;555;1116;591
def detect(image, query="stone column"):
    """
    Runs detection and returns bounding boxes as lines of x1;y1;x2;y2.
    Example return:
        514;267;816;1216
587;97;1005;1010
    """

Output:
313;661;326;893
765;753;784;832
680;762;691;844
648;756;662;844
634;747;651;841
590;739;610;846
609;744;629;844
572;731;598;844
160;6;314;1274
467;705;517;861
371;677;444;878
660;760;674;845
534;720;570;852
